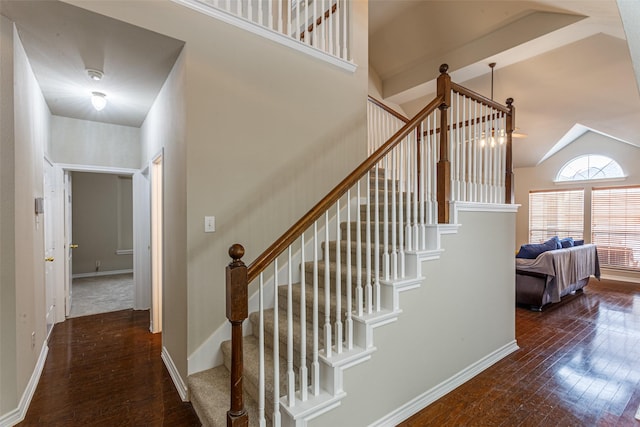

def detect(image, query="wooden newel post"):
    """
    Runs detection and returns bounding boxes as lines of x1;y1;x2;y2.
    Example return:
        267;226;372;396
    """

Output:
226;244;249;427
436;64;452;224
505;98;515;204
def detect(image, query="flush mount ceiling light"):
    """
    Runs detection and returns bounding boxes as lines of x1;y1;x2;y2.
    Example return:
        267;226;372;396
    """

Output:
86;68;104;81
91;92;107;111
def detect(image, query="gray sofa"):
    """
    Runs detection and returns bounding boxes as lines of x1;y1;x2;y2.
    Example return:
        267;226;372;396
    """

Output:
515;244;600;311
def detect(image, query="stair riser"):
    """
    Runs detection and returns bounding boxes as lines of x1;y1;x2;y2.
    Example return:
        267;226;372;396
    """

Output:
340;221;414;244
324;241;386;268
250;314;350;383
276;286;353;326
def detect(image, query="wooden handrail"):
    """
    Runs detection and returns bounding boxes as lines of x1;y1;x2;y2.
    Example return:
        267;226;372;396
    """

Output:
367;96;409;123
451;82;509;114
247;95;443;283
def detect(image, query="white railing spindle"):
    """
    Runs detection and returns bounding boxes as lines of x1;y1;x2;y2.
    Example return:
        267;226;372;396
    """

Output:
345;190;353;350
324;211;332;357
287;247;295;406
312;221;320;396
299;233;308;402
272;259;281;426
335;201;343;354
259;272;266;427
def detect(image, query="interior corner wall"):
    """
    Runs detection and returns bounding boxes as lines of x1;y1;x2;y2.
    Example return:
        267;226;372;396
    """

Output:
140;47;187;378
5;24;51;415
514;132;640;281
71;172;133;275
50;115;141;169
0;14;17;415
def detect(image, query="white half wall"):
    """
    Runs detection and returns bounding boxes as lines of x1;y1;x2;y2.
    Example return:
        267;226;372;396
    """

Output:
309;208;518;427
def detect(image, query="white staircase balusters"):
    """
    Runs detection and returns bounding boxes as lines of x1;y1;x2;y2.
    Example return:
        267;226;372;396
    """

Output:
312;221;320;396
286;247;295;406
272;259;281;426
335;201;343;354
259;272;266;427
345;190;353;350
299;234;308;402
323;211;332;358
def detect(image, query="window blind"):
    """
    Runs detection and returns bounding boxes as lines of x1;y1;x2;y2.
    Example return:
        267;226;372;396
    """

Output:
591;186;640;270
529;189;584;243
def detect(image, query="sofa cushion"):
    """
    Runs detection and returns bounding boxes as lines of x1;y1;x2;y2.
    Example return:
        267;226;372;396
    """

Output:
516;237;560;259
560;237;574;248
574;239;584;246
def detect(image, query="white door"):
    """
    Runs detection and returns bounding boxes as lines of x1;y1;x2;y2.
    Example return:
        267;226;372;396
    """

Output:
133;170;151;310
43;159;56;335
64;171;74;317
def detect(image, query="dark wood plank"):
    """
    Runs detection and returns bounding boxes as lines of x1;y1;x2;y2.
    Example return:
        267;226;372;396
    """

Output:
398;278;640;426
17;309;201;426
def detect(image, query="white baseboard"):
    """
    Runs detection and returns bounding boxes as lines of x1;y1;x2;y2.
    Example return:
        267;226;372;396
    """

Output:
0;341;49;427
72;269;133;279
369;340;519;427
599;273;639;284
161;346;188;402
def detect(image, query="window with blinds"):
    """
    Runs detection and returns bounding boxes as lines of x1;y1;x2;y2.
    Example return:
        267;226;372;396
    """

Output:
591;186;640;270
529;189;584;243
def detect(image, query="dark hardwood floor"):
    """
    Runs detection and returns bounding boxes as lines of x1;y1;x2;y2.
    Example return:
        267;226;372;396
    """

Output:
17;309;201;426
16;278;640;426
399;278;640;426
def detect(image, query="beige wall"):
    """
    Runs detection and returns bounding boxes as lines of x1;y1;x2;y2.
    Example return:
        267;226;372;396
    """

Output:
71;172;133;275
140;47;187;377
514;131;640;281
0;24;51;417
69;0;370;384
50;115;140;169
310;209;517;426
0;14;17;415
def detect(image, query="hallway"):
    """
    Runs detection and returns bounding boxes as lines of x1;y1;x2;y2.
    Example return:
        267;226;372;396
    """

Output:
18;310;200;426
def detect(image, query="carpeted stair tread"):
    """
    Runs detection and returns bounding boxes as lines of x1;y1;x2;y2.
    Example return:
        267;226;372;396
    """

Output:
188;365;261;427
221;335;296;421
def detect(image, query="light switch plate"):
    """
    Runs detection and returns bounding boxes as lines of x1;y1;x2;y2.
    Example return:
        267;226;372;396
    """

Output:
205;216;215;233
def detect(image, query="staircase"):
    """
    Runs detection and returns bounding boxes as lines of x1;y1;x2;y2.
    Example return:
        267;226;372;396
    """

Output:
189;170;435;426
187;64;517;427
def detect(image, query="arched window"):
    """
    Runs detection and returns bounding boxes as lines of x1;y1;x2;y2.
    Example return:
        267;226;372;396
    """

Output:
556;155;624;182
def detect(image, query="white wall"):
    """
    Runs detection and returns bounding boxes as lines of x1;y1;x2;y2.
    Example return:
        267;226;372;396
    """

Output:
71;172;133;275
0;23;52;419
51;115;140;169
515;131;640;281
310;209;518;426
0;14;17;416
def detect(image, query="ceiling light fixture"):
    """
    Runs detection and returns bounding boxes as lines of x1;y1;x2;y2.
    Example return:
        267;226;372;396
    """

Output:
91;92;107;111
479;62;506;148
86;68;104;81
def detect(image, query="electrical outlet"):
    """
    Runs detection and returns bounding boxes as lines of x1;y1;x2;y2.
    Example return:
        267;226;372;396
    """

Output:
31;331;35;349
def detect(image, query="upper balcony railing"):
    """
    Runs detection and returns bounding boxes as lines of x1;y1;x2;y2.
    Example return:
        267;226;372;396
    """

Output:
173;0;354;71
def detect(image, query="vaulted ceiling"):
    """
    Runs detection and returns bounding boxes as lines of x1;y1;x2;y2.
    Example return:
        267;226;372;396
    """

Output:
369;0;640;168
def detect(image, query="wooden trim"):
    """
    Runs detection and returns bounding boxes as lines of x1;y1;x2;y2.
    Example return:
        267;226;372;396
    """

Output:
505;98;515;204
367;96;409;123
529;188;585;194
247;95;444;283
451;83;510;114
